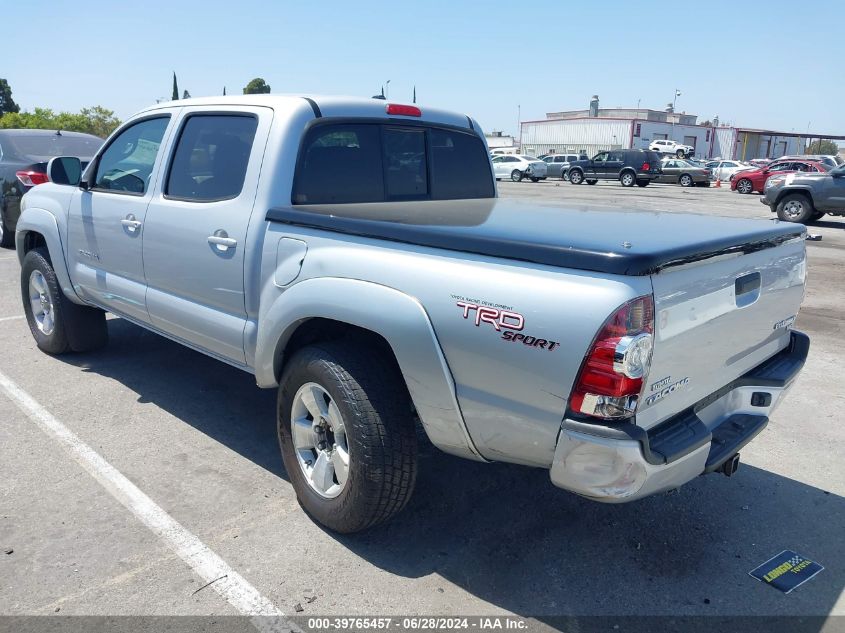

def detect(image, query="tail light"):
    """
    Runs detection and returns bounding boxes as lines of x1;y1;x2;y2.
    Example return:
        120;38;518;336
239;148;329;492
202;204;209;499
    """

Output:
569;296;654;420
641;162;650;171
386;103;421;117
16;170;50;187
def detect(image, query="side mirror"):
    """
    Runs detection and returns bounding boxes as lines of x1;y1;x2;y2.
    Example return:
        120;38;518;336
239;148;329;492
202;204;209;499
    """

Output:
47;157;82;186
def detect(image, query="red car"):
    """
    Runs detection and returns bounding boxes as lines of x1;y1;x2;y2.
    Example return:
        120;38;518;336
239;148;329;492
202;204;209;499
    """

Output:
731;159;829;194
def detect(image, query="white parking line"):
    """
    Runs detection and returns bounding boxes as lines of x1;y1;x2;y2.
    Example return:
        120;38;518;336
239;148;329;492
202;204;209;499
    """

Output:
0;369;295;632
0;315;25;322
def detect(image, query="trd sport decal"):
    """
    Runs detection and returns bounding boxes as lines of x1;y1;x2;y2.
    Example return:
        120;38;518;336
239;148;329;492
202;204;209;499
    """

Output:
454;299;559;351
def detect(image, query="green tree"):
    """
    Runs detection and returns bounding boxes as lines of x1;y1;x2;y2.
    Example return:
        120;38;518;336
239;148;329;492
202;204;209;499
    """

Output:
243;78;271;94
0;78;20;115
0;106;121;138
172;72;179;101
805;140;838;155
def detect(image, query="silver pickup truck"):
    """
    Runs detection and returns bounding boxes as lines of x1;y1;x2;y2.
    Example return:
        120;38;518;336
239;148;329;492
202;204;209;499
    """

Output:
16;95;809;533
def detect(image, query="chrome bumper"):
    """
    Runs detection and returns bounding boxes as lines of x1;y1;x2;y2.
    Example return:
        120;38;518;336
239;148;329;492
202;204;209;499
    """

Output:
550;331;809;502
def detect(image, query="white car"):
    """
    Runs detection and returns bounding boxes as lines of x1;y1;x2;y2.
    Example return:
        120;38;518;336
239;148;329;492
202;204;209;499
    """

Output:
708;160;754;182
648;139;695;158
492;154;547;182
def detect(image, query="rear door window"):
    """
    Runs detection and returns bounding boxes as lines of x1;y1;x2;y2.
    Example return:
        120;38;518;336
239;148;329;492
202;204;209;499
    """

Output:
165;114;258;202
293;123;493;204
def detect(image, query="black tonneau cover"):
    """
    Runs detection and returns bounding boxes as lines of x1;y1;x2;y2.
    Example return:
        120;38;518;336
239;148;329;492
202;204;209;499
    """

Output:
266;199;804;276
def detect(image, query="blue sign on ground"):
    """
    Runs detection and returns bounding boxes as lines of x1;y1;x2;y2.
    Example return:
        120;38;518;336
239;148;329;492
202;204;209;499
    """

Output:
749;550;824;594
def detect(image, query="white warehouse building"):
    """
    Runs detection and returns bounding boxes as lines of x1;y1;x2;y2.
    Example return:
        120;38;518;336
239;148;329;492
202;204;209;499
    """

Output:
520;97;844;160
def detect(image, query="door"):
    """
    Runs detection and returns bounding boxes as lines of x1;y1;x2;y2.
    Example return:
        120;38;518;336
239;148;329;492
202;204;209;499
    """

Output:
141;107;271;363
658;159;677;183
589;152;609;178
605;151;625;179
491;155;506;178
820;167;845;210
541;156;558;177
66;114;175;322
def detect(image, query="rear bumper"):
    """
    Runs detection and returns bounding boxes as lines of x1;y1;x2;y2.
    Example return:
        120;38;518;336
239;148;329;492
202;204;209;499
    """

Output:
549;331;809;502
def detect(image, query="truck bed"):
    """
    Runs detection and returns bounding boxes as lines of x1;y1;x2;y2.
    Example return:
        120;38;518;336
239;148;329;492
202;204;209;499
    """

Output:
266;199;805;276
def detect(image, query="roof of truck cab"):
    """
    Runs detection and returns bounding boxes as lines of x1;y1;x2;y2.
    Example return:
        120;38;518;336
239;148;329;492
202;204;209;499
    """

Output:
134;95;476;129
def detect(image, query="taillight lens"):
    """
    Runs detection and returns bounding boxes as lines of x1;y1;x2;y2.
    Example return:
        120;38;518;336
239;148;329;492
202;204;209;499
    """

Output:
641;162;650;171
16;170;50;187
569;296;654;420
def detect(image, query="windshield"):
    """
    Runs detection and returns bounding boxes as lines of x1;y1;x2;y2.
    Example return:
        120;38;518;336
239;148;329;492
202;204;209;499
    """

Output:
6;133;103;162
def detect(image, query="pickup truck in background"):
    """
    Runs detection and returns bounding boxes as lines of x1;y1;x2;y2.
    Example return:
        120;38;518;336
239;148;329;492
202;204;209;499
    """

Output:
648;139;695;158
16;95;809;533
762;162;845;223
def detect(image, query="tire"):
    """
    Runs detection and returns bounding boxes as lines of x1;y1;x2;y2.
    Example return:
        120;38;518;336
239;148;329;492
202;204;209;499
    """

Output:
569;169;584;185
21;247;108;355
636;180;649;187
277;340;417;533
736;178;753;194
562;170;570;182
676;149;685;158
679;174;694;187
586;179;598;185
620;171;636;187
0;204;13;249
776;193;815;224
530;177;540;183
510;170;523;182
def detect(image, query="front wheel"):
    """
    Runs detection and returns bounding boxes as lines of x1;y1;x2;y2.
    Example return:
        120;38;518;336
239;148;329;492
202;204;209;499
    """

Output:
569;169;584;185
736;178;753;194
679;174;694;187
277;341;417;533
776;193;815;223
676;149;685;158
620;171;636;187
21;248;108;354
511;170;523;182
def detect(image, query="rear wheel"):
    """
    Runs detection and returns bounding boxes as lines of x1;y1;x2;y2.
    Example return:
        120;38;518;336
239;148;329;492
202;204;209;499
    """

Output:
676;149;685;158
277;341;417;533
620;171;636;187
679;174;694;187
776;193;815;223
511;170;523;182
562;170;570;182
569;169;584;185
21;247;108;354
736;178;753;194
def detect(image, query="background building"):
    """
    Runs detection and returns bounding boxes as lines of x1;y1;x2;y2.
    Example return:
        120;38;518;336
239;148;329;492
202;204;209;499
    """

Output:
520;96;845;160
485;130;516;150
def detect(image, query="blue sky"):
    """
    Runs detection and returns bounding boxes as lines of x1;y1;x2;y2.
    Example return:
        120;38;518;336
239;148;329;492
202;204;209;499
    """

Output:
4;0;842;138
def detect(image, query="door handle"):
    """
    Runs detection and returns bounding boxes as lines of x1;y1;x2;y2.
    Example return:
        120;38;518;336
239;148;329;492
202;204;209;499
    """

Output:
121;214;142;232
208;229;237;251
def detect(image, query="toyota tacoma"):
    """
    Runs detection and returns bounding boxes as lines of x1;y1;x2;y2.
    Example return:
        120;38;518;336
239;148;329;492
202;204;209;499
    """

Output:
15;95;809;532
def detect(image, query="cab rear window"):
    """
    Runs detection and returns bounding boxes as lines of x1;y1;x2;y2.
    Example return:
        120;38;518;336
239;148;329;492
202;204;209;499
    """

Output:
293;122;494;204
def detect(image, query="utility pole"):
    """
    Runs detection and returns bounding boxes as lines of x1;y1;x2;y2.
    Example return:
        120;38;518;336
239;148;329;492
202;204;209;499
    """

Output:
671;89;681;139
517;104;521;150
385;79;391;100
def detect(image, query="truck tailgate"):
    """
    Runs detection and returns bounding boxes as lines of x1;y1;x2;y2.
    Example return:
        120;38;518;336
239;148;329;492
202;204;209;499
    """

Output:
636;234;806;430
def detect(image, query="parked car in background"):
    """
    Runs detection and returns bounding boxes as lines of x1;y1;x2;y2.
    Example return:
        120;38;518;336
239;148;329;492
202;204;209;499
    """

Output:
776;154;843;169
709;160;754;182
492;154;547;182
656;158;710;187
567;149;662;187
762;162;845;223
489;147;520;156
541;153;581;180
731;159;829;194
0;129;103;248
648;139;695;158
749;158;773;168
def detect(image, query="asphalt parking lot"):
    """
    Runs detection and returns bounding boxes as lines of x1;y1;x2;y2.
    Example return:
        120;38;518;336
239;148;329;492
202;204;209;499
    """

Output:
1;181;843;628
